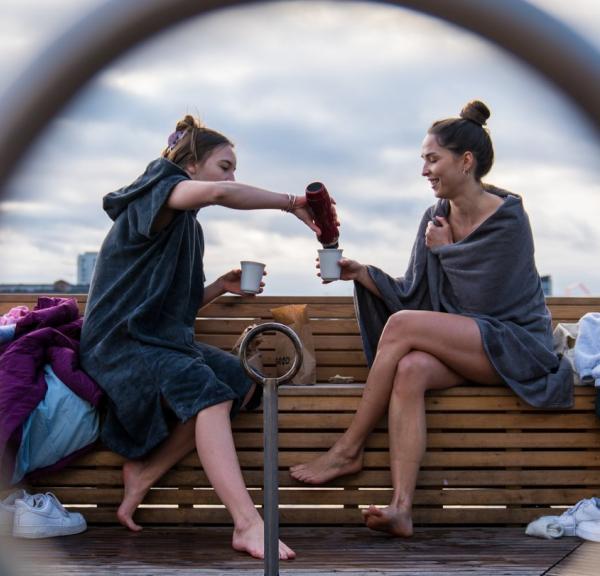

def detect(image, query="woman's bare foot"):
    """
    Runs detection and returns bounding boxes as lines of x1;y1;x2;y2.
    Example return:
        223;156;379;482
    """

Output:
361;505;413;537
290;447;363;484
117;460;151;532
232;519;296;560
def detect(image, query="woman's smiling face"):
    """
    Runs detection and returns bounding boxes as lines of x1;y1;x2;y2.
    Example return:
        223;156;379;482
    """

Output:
420;133;466;199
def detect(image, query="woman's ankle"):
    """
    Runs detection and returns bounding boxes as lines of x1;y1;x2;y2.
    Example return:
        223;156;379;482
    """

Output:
232;509;263;532
332;440;364;462
389;495;413;512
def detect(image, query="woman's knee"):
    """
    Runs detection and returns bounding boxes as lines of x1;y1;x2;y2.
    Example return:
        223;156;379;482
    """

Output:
380;310;419;346
392;351;439;397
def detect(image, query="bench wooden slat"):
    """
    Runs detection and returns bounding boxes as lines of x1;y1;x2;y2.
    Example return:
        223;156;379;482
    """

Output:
58;507;584;525
231;412;600;429
51;448;600;470
36;486;600;507
195;318;361;335
32;468;600;488
278;384;595;398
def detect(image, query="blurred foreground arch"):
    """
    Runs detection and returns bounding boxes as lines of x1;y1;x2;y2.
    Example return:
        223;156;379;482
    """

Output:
0;0;598;194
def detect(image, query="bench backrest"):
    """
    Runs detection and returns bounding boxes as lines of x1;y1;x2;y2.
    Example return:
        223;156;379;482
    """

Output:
2;294;599;526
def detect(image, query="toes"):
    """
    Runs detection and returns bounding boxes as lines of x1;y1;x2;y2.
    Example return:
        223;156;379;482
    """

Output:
117;513;143;532
284;545;296;559
290;470;309;482
368;505;383;517
278;539;296;560
279;548;296;560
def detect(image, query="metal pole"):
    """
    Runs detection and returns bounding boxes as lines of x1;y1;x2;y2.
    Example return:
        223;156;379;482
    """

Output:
239;322;303;576
263;377;279;576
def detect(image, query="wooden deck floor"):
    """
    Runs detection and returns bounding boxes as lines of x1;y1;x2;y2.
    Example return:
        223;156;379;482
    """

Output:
2;526;598;576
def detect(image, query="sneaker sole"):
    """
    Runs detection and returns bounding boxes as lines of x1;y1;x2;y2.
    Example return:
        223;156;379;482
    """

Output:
13;523;86;539
575;523;600;543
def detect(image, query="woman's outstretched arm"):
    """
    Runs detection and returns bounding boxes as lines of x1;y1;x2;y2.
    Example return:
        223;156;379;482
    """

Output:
167;180;320;233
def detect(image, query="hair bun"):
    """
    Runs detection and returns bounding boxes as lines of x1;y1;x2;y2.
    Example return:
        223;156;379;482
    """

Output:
460;100;490;127
175;114;203;133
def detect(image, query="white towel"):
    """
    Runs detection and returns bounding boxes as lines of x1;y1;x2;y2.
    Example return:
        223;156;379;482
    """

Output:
553;323;581;385
574;313;600;387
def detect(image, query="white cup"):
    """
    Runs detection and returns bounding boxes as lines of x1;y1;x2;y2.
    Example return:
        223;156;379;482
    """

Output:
318;248;343;281
240;261;265;294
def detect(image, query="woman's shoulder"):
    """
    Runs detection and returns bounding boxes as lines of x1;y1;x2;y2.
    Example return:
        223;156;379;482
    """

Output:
483;183;522;203
484;184;526;216
103;158;189;221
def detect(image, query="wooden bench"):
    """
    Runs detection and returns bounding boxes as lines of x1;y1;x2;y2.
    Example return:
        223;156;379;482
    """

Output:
1;294;600;527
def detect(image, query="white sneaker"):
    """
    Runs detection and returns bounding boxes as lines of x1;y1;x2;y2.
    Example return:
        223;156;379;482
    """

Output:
0;489;30;536
525;515;565;539
556;497;600;536
576;520;600;542
13;492;87;539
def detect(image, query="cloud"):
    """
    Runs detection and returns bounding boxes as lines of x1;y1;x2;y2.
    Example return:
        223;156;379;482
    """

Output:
0;0;598;295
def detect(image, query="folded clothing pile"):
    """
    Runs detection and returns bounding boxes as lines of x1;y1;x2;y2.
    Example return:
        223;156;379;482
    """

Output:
0;489;86;538
526;497;600;542
0;297;103;486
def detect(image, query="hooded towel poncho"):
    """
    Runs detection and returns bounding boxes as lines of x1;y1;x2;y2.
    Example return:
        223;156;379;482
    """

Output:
80;159;251;458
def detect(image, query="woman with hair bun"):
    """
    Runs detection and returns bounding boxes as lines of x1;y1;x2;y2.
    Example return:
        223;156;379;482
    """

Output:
291;100;572;537
81;114;326;560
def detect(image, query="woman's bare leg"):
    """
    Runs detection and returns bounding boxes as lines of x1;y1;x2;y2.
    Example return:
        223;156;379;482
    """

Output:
195;400;295;560
118;383;258;531
362;351;466;536
290;310;501;484
118;419;196;531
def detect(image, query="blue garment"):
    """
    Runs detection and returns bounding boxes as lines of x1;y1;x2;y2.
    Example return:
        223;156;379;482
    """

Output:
12;365;100;484
80;158;252;458
0;325;15;344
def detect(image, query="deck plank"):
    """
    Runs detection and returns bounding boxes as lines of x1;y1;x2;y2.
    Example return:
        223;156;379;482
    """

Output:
548;541;600;576
0;527;582;575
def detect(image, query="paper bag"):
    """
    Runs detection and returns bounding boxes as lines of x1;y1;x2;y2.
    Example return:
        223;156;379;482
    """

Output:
231;320;264;374
270;304;316;385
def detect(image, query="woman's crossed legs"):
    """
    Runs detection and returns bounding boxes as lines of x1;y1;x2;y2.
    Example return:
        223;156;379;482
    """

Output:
290;310;502;535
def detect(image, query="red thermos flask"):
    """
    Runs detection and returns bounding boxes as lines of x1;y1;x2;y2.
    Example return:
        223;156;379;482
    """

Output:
305;182;339;248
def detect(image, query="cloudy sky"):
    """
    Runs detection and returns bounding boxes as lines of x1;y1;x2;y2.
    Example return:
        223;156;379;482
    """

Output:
0;0;599;296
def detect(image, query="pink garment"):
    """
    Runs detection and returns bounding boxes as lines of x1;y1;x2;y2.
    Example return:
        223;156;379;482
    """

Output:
0;306;29;326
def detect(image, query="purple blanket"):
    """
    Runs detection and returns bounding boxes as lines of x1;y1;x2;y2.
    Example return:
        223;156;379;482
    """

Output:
0;297;103;484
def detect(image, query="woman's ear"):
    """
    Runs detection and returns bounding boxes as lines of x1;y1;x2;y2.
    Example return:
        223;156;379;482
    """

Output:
463;151;475;173
184;161;198;178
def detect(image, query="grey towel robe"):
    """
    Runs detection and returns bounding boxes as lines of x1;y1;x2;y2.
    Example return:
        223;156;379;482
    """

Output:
354;187;573;409
80;159;249;458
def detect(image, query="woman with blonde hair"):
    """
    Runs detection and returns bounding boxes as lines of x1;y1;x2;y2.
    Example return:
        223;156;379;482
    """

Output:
81;114;326;560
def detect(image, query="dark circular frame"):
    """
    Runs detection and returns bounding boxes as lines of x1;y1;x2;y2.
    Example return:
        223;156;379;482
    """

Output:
0;0;598;195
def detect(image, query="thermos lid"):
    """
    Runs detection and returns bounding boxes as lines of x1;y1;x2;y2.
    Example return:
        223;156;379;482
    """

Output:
306;182;325;194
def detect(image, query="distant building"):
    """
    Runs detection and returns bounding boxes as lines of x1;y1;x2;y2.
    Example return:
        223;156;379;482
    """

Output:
541;275;553;296
77;252;98;285
0;280;89;294
0;253;98;294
